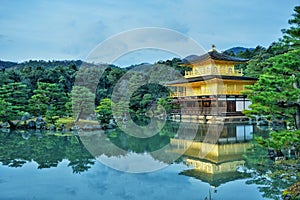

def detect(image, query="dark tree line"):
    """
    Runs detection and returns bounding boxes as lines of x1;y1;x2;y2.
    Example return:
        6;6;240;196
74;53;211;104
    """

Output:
0;58;184;129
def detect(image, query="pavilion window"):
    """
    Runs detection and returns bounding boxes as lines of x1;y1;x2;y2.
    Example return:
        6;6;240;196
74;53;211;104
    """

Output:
203;101;211;107
206;66;210;74
178;87;186;95
187;102;194;107
213;67;218;74
170;86;176;93
197;101;202;107
235;97;245;112
245;100;251;110
211;101;217;107
218;100;226;107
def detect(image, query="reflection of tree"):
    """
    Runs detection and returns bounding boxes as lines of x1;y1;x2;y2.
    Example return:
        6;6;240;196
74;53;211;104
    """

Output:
0;120;180;173
78;131;127;158
107;120;179;154
79;120;181;164
108;129;170;153
0;130;95;174
66;136;96;173
243;144;300;200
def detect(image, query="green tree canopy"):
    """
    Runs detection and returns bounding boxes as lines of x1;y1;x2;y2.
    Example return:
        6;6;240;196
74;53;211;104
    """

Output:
29;82;69;123
244;6;300;130
282;6;300;48
244;6;300;78
0;82;30;129
71;86;95;122
244;49;300;129
96;98;113;124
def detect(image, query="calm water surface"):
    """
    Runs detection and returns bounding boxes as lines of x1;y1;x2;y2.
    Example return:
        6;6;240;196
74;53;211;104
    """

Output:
0;122;271;200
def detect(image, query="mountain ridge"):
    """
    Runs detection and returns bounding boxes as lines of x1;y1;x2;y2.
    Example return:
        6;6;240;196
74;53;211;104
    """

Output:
224;47;254;55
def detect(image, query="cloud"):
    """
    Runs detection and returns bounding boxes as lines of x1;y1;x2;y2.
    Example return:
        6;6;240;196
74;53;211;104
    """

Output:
0;0;298;62
86;27;206;65
0;34;9;43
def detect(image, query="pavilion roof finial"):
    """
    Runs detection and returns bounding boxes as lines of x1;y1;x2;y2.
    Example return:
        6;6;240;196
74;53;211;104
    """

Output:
210;44;216;52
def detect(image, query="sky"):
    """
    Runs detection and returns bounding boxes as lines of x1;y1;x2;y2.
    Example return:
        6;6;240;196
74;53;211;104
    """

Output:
0;0;298;66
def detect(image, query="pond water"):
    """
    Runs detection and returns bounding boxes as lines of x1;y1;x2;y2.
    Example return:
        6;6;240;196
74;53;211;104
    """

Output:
0;122;272;200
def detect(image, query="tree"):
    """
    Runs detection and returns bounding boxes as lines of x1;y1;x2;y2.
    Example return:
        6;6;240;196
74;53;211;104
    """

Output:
242;7;300;198
243;144;300;200
126;72;149;114
244;6;300;129
256;130;300;156
244;49;300;129
29;93;49;116
157;58;190;76
96;98;113;124
71;86;95;123
243;42;290;78
0;82;29;129
123;64;180;116
57;65;78;93
0;99;14;124
244;6;300;78
157;97;173;114
0;69;13;85
282;6;300;48
29;82;69;123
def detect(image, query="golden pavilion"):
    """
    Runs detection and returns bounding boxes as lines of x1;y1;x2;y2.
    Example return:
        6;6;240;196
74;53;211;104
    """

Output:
167;46;257;122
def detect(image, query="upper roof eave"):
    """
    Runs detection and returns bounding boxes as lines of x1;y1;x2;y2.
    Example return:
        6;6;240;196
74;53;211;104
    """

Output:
180;50;249;65
165;75;257;85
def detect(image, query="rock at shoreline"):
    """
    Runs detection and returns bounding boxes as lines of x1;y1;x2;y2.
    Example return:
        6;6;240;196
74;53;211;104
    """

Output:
36;116;45;129
49;124;56;131
108;119;116;129
1;122;9;128
28;120;36;129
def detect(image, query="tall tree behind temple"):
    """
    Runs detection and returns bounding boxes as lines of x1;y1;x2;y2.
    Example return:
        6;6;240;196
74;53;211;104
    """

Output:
244;49;300;129
244;6;300;78
282;6;300;48
244;6;300;129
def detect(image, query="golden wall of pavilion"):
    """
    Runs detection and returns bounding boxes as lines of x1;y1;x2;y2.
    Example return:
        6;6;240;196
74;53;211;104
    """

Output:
171;79;255;97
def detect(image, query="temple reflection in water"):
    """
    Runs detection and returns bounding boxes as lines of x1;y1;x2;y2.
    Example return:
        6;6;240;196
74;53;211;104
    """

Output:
169;123;254;187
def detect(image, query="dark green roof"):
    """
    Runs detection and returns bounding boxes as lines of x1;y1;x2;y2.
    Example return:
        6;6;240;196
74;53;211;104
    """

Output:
181;50;248;64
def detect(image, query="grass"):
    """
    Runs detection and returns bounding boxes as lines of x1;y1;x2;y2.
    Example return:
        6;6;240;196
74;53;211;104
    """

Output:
1;117;100;130
56;117;100;129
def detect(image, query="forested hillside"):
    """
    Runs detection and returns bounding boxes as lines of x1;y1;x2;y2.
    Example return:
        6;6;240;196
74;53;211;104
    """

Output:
0;58;184;129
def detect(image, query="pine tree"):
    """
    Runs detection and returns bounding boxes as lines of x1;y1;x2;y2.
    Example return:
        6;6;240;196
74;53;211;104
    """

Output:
71;86;95;123
96;98;113;124
282;6;300;48
244;49;300;129
0;82;29;129
244;6;300;129
29;82;69;122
